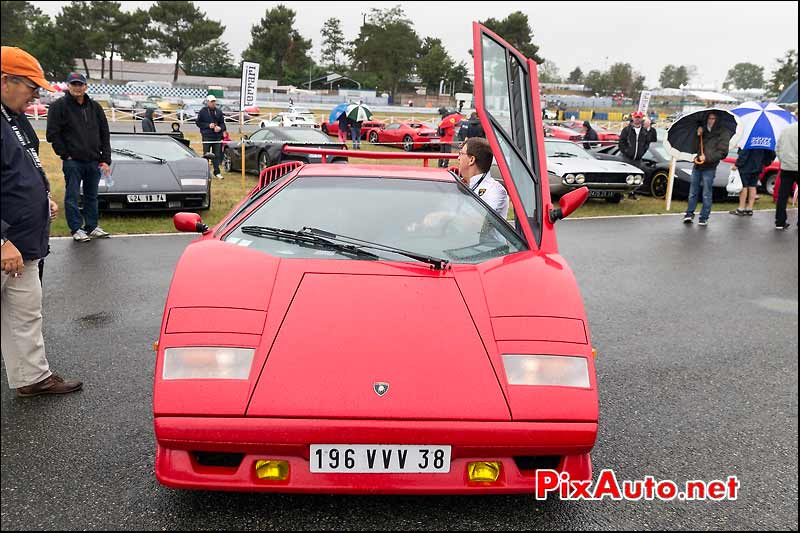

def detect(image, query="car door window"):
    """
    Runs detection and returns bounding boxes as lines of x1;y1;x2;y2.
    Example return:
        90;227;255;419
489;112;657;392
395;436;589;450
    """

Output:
249;130;269;142
386;124;400;130
479;32;541;244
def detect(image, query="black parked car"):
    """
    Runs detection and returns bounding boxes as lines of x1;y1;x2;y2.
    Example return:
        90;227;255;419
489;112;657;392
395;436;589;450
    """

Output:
93;133;212;212
591;143;736;201
222;127;347;175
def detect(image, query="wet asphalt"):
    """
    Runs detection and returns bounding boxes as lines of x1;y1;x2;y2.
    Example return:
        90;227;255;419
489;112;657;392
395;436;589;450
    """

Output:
1;209;797;531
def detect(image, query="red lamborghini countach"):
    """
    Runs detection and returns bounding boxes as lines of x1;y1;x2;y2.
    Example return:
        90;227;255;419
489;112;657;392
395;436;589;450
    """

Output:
153;23;598;494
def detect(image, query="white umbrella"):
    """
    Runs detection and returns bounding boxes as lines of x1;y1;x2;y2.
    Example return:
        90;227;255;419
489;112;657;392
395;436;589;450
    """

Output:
730;101;796;150
345;103;372;122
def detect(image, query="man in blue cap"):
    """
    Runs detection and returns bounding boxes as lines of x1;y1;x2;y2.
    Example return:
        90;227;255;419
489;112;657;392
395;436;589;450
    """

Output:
46;72;111;242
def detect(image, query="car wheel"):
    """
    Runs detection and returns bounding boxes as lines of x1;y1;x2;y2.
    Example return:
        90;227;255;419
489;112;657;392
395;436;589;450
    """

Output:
200;181;212;211
762;171;778;196
369;131;379;143
402;135;414;152
258;152;270;175
605;193;622;204
321;124;328;134
222;149;233;172
650;171;669;198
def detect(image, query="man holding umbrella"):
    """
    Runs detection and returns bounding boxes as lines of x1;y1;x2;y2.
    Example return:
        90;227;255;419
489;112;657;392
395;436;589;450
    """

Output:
682;112;732;226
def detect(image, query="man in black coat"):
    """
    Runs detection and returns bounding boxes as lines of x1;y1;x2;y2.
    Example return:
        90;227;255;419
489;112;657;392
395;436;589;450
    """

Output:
196;95;226;178
618;111;656;199
46;72;111;241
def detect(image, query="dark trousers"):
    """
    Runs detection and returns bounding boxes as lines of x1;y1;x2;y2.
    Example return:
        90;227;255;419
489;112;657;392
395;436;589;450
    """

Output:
203;140;222;174
439;142;452;168
775;170;798;226
63;159;100;234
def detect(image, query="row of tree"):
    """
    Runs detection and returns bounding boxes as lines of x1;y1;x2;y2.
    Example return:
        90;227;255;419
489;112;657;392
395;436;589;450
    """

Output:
1;1;543;98
546;52;797;97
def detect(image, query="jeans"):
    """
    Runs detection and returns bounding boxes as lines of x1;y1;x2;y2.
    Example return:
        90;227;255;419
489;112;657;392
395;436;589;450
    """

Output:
63;159;100;234
686;166;716;221
439;142;452;168
203;140;222;174
351;127;361;149
775;170;798;226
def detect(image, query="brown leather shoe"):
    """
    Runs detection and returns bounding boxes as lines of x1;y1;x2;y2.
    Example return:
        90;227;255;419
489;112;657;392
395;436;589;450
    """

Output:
16;374;83;398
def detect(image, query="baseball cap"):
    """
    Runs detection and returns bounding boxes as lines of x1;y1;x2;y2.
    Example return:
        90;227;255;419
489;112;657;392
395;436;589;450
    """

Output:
206;94;217;102
632;111;644;118
65;72;87;85
1;46;55;92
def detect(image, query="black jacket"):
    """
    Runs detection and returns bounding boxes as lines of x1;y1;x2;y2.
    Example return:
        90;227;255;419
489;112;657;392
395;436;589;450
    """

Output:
692;124;731;170
141;109;156;132
618;124;653;160
583;127;599;149
46;92;110;164
196;106;226;141
735;148;776;176
1;107;51;260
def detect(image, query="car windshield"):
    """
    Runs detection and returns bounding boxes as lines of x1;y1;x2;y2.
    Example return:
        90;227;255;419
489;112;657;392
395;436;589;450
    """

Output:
545;142;594;159
648;144;669;160
225;176;526;264
110;137;194;161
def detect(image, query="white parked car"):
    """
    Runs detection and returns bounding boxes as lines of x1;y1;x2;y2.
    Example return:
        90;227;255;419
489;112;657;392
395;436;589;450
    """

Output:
259;113;320;129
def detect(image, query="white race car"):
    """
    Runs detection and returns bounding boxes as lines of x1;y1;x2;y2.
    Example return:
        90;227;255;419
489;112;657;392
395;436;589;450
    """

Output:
259;112;320;130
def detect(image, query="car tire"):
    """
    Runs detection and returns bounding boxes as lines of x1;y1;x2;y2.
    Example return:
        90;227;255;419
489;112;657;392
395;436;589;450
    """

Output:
258;151;270;175
200;181;212;211
762;171;778;196
650;171;669;198
369;131;379;143
222;149;233;172
605;193;622;204
402;135;414;152
321;124;328;135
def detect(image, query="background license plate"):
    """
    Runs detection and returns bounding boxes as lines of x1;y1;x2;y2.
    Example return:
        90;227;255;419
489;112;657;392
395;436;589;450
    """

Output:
310;445;451;473
127;194;166;203
589;190;614;198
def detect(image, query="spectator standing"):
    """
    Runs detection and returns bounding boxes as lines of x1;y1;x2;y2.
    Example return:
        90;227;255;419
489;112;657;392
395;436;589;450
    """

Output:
775;121;798;230
682;112;732;226
337;110;349;144
140;107;156;132
46;72;111;242
618;111;656;199
437;108;463;168
1;46;83;397
729;147;775;216
582;121;599;150
349;116;362;150
196;95;226;179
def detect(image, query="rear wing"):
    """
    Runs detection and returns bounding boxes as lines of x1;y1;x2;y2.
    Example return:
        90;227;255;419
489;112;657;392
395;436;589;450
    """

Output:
282;146;458;167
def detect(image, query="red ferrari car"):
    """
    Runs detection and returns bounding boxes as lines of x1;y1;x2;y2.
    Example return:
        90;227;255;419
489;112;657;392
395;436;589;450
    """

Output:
24;101;48;118
369;121;441;151
723;149;781;196
556;120;620;142
153;22;598;495
543;124;583;142
320;119;385;140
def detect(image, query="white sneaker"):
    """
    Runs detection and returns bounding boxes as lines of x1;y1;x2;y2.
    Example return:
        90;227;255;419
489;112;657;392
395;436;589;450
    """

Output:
88;226;110;239
214;173;224;180
72;229;90;242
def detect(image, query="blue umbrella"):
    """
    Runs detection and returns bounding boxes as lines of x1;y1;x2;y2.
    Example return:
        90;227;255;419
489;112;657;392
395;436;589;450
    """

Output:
329;103;349;123
730;101;797;150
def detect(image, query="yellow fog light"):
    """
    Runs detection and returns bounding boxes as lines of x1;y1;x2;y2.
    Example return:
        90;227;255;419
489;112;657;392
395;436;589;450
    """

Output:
467;461;501;482
255;460;289;481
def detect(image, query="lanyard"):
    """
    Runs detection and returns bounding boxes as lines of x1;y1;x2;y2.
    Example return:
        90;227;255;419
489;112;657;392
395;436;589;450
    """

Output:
1;105;48;181
471;171;489;192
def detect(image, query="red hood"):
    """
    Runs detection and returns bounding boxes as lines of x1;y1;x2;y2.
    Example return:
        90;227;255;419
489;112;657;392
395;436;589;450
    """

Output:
246;272;511;420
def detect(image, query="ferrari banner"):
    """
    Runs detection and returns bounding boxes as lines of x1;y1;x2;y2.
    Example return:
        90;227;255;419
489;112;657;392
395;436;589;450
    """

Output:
240;61;260;109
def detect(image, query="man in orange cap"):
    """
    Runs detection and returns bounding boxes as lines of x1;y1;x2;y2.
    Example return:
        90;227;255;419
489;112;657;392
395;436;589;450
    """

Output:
1;46;83;397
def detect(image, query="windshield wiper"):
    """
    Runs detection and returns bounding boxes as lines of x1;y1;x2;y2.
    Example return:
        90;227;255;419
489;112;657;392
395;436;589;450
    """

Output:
111;147;166;163
302;227;450;271
239;226;381;261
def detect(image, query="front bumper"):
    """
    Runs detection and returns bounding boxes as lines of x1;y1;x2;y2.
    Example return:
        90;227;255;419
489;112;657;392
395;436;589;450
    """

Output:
155;417;596;494
96;192;209;211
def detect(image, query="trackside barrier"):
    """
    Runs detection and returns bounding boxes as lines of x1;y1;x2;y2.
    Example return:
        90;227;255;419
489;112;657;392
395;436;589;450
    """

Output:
282;146;459;167
257;161;304;189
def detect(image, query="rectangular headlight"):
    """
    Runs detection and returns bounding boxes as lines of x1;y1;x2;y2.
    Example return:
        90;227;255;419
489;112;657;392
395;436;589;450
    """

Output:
163;347;255;380
503;355;590;388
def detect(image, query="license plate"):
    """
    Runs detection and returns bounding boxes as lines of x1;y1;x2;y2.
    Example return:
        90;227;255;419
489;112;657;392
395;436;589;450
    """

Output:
127;194;166;203
310;445;451;473
589;190;614;198
430;138;440;144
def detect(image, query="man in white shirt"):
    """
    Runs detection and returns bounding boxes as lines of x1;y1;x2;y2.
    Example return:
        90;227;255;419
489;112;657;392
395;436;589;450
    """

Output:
775;120;798;230
456;137;509;218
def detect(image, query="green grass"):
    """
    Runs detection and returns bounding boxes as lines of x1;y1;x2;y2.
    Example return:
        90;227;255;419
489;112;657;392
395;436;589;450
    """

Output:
36;130;776;237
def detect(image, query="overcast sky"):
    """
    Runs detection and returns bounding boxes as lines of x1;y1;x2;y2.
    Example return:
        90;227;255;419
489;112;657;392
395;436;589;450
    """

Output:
34;1;799;89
